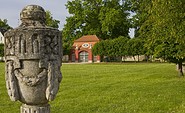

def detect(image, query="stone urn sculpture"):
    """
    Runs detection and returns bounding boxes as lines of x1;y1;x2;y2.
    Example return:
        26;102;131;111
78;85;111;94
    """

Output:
4;5;62;113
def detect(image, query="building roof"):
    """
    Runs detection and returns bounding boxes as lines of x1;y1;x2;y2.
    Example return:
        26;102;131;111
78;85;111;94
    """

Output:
74;35;100;42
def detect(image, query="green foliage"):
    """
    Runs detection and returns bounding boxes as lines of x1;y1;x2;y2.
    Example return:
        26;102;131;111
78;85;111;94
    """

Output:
46;11;60;29
0;19;11;58
112;36;130;57
62;37;73;55
63;0;102;41
93;37;147;62
0;44;4;57
62;0;130;55
130;0;185;75
92;40;107;56
127;38;145;61
149;0;185;60
99;1;130;38
126;0;152;37
92;36;129;57
0;19;12;30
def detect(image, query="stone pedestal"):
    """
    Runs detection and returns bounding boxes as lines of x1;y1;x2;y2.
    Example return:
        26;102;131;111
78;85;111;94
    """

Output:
21;104;50;113
4;5;62;113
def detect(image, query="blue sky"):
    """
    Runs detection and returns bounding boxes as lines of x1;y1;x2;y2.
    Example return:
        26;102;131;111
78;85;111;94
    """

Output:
0;0;69;29
0;0;134;37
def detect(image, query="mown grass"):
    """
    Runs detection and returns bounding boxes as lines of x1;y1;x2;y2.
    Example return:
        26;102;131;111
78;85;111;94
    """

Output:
1;62;185;113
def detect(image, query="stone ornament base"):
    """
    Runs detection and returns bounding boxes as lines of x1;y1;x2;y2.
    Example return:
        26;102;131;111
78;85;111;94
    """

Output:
21;104;50;113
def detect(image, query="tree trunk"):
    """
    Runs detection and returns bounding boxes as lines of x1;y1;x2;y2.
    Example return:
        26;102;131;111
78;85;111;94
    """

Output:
178;62;184;77
137;55;140;62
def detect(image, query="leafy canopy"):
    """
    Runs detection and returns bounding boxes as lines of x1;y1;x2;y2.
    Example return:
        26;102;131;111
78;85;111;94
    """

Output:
144;0;185;63
63;0;130;55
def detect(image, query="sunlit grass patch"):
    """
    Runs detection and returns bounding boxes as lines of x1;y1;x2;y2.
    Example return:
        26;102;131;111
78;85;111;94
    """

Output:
1;62;185;113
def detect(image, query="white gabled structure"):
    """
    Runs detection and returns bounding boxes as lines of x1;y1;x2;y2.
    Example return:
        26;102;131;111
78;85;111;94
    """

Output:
0;28;5;61
0;31;4;44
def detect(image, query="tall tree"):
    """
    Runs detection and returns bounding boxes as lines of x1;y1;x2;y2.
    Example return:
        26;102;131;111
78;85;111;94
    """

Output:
99;0;130;39
63;0;130;55
141;0;185;76
126;0;152;37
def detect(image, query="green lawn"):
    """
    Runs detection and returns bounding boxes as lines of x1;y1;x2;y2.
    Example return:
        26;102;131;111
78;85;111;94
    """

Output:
1;62;185;113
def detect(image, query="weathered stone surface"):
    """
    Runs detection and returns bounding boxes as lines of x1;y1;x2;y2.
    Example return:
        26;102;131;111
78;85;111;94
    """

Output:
4;5;62;113
21;104;50;113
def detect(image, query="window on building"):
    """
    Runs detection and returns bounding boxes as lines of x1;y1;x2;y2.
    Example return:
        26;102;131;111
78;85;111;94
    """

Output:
79;51;89;62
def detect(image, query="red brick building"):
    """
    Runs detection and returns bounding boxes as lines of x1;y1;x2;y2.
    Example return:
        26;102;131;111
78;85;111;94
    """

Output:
69;35;101;63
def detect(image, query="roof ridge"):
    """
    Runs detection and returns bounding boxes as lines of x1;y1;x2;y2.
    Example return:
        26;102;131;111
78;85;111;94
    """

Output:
74;35;100;42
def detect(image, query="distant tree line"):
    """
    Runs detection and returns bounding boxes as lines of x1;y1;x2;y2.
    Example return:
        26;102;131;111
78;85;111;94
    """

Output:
1;0;185;76
63;0;185;76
